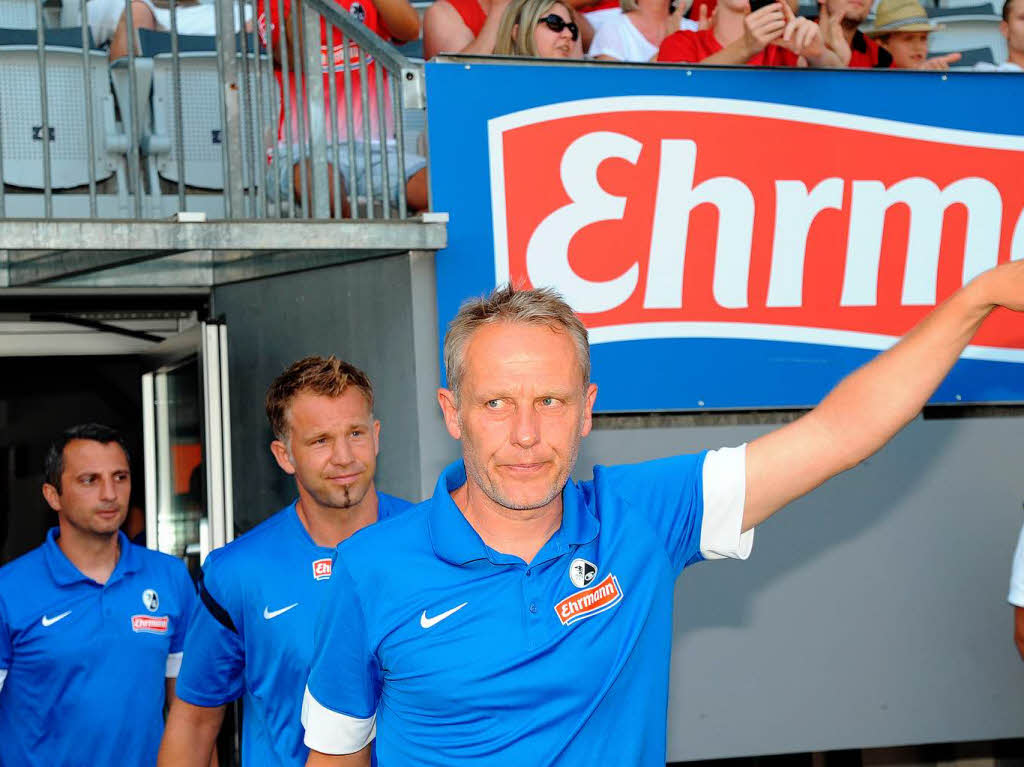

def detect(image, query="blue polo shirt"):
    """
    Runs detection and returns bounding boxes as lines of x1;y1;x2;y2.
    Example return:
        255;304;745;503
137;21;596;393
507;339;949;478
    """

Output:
302;449;752;765
175;492;412;767
0;529;196;767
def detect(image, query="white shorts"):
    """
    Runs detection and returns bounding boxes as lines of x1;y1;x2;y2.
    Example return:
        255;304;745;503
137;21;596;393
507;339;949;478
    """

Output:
86;0;251;45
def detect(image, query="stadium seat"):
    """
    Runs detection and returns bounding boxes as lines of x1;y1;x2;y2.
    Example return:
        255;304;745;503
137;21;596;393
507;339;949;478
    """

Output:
0;26;131;215
927;4;1007;59
138;29;276;216
938;44;997;65
0;0;41;30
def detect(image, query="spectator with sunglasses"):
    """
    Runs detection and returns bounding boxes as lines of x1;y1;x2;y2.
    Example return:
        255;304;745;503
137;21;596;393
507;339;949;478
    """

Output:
425;0;593;58
494;0;585;57
590;0;701;62
657;0;842;66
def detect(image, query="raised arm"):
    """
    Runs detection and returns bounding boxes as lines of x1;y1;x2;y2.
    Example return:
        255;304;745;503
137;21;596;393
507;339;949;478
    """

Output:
743;260;1024;532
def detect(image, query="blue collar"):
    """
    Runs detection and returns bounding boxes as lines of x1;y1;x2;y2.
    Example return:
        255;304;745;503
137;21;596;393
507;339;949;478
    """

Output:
43;527;140;587
427;460;600;567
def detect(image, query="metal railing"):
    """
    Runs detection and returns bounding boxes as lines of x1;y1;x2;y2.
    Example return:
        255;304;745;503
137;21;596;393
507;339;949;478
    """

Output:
0;0;425;221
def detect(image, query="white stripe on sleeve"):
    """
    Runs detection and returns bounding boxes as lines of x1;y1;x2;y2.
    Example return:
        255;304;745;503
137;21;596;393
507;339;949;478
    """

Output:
699;444;754;561
302;685;376;755
1008;521;1024;607
0;669;7;693
165;652;183;678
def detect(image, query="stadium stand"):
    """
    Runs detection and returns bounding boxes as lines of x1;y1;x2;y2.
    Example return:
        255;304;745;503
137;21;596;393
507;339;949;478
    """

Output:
0;0;41;29
0;24;131;215
927;3;1007;59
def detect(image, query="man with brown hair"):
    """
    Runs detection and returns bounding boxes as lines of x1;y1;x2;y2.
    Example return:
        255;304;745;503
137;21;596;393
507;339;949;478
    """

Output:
158;356;412;767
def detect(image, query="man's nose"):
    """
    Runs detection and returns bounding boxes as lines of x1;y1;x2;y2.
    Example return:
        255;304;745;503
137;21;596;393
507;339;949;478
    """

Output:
330;437;356;465
99;476;117;501
511;406;540;448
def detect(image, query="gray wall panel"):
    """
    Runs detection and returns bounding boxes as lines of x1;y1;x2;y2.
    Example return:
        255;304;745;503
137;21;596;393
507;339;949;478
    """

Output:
213;255;425;532
577;416;1024;760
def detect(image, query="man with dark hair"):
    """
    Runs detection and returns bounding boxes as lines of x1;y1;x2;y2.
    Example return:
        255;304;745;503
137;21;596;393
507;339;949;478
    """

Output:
0;423;196;766
976;0;1024;70
159;356;413;766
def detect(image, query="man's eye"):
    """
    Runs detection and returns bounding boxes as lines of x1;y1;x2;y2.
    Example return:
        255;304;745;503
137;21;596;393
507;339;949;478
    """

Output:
350;430;364;438
485;399;502;409
541;397;557;406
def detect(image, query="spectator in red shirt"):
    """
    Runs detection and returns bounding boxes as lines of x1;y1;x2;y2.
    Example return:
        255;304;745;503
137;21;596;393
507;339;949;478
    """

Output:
867;0;960;69
259;0;427;214
658;0;842;66
425;0;594;56
494;0;586;56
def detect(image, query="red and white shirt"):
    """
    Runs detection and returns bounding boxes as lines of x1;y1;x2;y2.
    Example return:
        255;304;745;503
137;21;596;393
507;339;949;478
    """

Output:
258;0;396;144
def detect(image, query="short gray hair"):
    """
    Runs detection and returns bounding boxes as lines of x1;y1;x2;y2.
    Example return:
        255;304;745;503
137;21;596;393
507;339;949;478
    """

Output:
443;284;590;401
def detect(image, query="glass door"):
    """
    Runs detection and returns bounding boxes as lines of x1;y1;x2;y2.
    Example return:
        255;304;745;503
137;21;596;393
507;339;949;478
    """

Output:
140;322;233;572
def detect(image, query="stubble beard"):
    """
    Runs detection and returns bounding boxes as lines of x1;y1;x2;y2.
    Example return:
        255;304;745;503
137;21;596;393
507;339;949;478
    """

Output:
461;424;584;514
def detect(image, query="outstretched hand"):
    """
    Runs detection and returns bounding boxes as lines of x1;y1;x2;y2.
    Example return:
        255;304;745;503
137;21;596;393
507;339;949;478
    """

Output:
915;51;962;70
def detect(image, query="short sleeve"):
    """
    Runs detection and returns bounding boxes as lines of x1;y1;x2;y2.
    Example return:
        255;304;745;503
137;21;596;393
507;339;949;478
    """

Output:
1008;520;1024;607
174;555;246;705
303;555;380;755
588;20;628;60
657;30;700;62
166;560;197;677
170;562;197;656
595;446;752;573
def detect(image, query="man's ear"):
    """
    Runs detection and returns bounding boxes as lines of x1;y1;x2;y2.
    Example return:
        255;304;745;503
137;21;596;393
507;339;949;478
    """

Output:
512;22;520;42
580;383;598;438
42;483;61;513
373;419;381;457
437;388;463;440
270;440;297;475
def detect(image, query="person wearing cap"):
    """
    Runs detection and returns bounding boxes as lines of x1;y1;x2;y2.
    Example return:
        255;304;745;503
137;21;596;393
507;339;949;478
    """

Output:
975;0;1024;70
866;0;961;69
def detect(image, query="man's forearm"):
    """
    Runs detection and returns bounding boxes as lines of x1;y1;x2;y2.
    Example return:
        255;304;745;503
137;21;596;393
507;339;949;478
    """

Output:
700;39;756;65
744;272;998;529
459;9;507;54
306;745;372;767
158;698;225;767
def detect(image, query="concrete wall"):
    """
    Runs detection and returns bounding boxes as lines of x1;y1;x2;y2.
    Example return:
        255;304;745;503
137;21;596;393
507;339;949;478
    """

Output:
212;253;434;531
217;251;1024;760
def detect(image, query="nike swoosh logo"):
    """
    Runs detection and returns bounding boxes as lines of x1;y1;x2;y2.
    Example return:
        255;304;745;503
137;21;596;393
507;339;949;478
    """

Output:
420;602;468;629
263;603;299;620
41;610;71;627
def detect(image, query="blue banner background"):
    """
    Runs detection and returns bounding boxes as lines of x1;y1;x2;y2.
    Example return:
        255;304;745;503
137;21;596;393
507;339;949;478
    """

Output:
426;60;1024;411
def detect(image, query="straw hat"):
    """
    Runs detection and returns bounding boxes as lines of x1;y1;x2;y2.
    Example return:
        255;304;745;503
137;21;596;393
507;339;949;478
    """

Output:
866;0;943;35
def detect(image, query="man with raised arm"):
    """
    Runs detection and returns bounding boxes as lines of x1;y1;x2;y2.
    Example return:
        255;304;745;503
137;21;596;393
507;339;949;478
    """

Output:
302;263;1024;766
159;357;413;767
0;423;196;766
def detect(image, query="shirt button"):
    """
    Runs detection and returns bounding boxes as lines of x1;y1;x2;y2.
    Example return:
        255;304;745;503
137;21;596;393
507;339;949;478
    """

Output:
529;602;537;614
104;608;111;616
